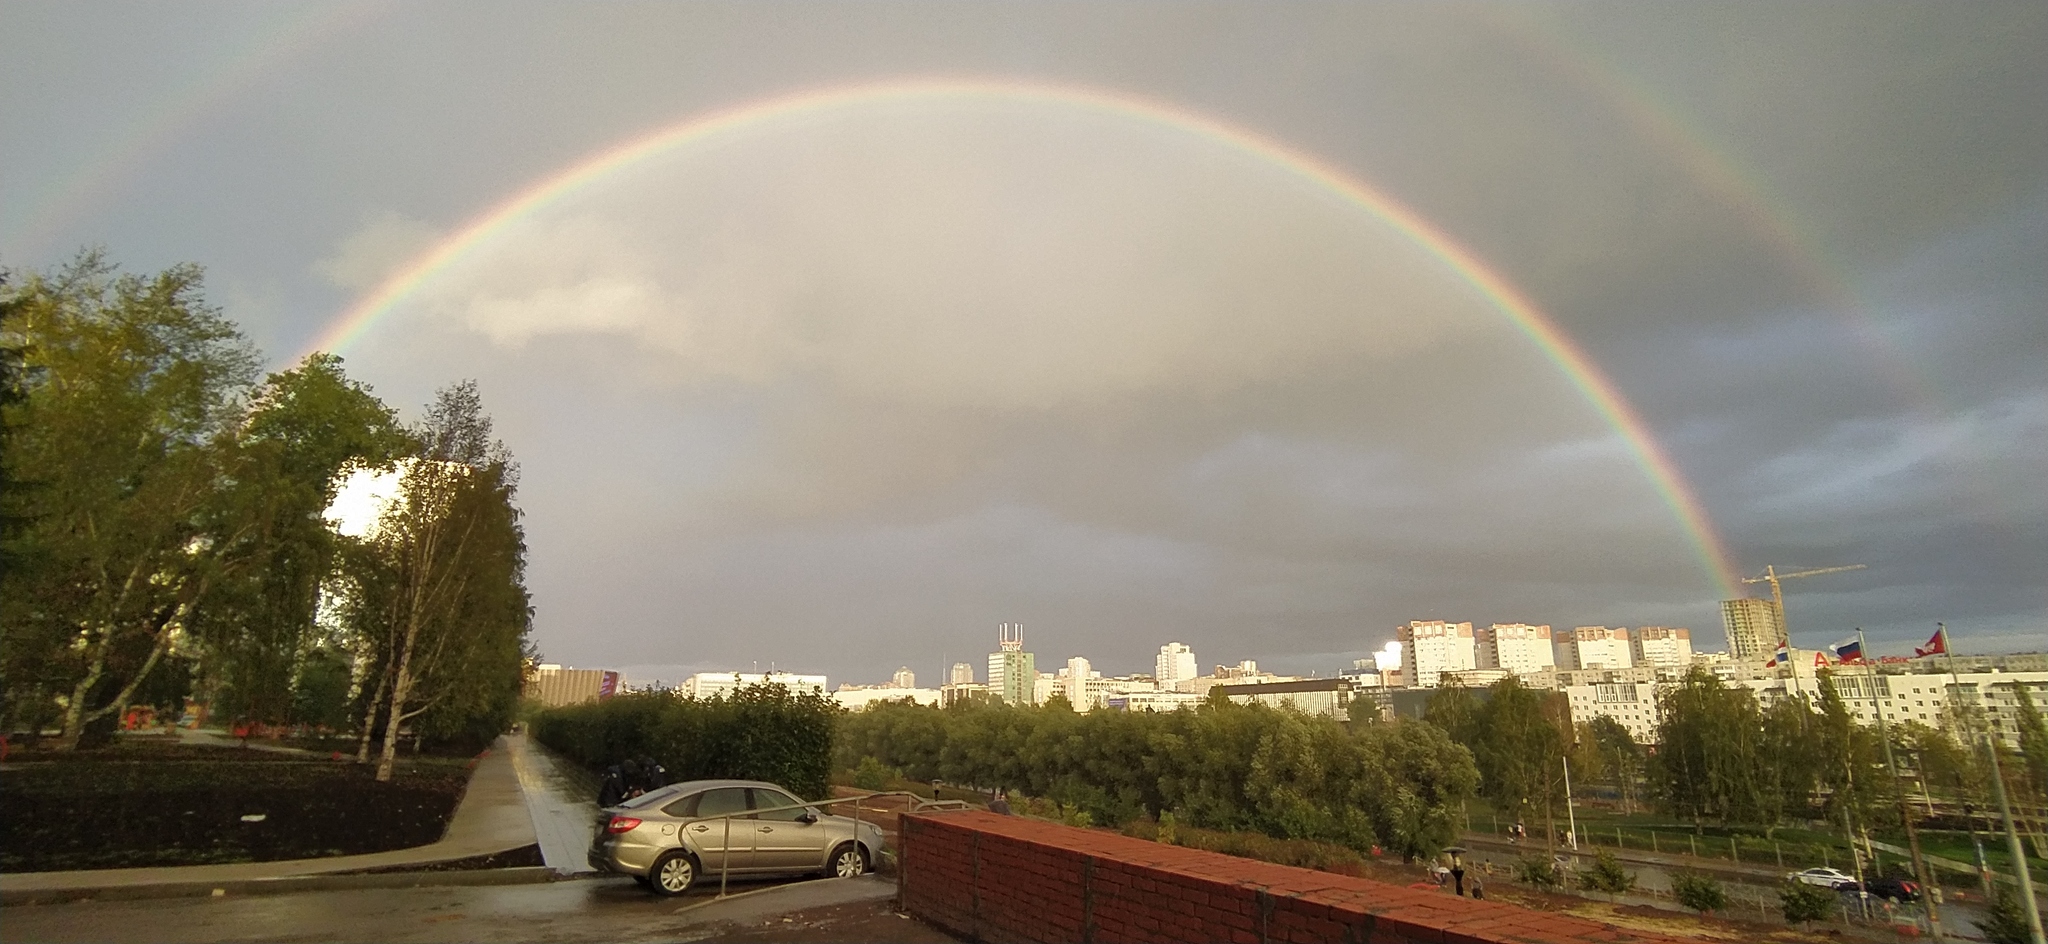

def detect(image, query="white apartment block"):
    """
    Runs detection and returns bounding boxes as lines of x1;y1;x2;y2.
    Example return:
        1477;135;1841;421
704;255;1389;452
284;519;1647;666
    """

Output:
1557;626;1634;670
949;662;976;685
1399;620;1477;688
1107;691;1202;712
680;671;828;700
832;687;941;711
1564;681;1663;744
1477;623;1557;675
1629;626;1693;667
891;667;916;689
1156;642;1198;691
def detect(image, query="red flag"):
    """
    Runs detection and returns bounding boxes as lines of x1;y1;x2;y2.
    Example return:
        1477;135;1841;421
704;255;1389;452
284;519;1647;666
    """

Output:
1914;628;1947;658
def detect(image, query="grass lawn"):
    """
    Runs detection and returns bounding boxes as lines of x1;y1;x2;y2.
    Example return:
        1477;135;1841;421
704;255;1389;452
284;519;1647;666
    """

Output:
0;735;473;872
1470;802;2048;884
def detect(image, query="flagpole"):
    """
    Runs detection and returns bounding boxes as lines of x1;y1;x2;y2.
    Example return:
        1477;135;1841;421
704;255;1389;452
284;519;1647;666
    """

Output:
1863;627;1943;940
1936;623;1994;895
1941;623;2044;943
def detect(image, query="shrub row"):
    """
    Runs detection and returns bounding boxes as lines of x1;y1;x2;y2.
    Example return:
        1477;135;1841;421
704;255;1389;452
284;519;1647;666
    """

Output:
529;683;839;799
838;697;1478;860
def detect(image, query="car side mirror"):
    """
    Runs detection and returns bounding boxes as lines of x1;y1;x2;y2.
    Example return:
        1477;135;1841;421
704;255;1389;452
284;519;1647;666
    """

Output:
797;811;819;824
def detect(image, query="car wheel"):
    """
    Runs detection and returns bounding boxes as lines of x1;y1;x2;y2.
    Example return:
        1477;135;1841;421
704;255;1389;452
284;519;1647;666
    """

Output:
830;842;869;878
649;851;696;896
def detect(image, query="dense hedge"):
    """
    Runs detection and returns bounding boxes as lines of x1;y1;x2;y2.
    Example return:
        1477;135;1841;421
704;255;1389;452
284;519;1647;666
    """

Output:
530;683;840;799
836;697;1478;860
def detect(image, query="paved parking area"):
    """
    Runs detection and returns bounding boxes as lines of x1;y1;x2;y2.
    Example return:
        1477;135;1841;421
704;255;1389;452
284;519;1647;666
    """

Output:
0;874;924;944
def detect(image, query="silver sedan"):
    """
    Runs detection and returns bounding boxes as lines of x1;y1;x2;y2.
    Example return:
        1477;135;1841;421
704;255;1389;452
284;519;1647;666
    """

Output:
587;779;886;896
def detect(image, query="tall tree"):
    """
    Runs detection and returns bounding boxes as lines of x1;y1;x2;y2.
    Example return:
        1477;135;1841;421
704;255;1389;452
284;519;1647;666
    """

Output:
342;381;530;780
192;354;406;726
1654;667;1767;825
0;255;259;748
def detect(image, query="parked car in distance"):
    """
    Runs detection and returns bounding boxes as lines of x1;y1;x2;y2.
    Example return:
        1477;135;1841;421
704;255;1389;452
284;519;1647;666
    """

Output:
588;779;886;896
1787;867;1860;890
1864;876;1920;901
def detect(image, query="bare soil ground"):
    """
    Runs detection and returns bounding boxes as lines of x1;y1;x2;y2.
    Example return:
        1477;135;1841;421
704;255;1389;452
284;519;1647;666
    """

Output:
0;735;472;872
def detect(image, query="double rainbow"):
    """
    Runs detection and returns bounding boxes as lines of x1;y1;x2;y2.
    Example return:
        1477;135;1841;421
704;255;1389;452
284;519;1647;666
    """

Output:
300;78;1741;597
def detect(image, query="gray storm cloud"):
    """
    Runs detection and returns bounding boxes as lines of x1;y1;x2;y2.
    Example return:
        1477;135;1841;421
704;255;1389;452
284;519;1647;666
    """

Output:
6;2;2040;680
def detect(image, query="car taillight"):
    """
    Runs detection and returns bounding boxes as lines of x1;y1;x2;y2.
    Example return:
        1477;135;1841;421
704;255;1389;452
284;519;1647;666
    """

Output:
607;817;642;833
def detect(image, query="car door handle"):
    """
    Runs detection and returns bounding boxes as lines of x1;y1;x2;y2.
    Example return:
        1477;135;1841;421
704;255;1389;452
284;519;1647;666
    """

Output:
758;826;773;832
691;825;709;832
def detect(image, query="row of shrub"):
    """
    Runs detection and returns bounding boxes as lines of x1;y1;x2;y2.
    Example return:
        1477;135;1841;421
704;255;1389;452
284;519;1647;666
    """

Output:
528;683;839;798
837;696;1479;860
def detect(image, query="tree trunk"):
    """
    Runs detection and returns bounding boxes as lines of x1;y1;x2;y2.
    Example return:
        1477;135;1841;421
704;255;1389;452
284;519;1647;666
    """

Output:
354;663;389;764
375;616;422;782
53;636;111;751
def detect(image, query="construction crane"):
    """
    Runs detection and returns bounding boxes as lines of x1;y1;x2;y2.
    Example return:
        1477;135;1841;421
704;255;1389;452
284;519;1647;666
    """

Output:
1741;564;1866;644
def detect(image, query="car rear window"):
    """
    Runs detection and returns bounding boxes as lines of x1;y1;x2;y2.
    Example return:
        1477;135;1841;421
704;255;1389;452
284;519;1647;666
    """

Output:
619;784;684;810
661;792;700;817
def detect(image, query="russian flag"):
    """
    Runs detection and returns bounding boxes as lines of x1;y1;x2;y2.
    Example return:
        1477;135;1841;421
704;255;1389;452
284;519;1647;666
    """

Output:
1829;637;1864;664
1767;642;1790;667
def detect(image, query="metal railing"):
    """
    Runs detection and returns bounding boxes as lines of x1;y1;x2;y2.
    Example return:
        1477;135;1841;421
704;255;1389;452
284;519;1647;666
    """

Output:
647;789;969;899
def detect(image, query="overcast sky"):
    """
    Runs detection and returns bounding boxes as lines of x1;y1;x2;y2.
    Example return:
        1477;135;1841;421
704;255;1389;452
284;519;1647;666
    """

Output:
4;2;2042;686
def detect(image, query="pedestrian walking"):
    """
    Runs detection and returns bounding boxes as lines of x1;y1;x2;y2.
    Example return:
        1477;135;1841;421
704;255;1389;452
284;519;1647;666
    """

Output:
1471;878;1486;900
1452;863;1466;896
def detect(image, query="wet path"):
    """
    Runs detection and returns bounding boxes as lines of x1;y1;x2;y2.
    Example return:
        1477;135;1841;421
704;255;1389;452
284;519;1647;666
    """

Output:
505;733;600;874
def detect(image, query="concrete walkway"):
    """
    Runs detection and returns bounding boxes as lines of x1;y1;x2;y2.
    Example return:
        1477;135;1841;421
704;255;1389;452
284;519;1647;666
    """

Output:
504;732;600;874
0;737;540;897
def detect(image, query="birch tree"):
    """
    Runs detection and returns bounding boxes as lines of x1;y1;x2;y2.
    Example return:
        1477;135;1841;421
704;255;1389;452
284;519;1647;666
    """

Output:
0;255;258;748
344;382;529;781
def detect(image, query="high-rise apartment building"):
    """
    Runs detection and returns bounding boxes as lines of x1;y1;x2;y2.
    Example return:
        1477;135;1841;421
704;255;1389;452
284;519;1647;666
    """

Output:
891;667;916;689
1721;598;1785;662
1629;626;1693;667
1397;620;1476;688
986;622;1037;706
949;662;976;685
1557;626;1634;670
1476;623;1556;675
1156;642;1197;691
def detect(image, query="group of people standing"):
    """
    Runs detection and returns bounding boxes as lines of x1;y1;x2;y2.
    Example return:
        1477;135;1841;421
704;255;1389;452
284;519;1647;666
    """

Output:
597;755;669;807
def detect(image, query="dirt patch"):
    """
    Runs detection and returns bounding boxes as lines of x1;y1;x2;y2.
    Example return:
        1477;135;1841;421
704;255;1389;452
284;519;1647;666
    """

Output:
0;738;472;872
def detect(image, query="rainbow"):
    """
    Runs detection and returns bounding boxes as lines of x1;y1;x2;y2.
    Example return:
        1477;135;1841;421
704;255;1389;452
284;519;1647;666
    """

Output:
301;77;1742;597
4;3;386;255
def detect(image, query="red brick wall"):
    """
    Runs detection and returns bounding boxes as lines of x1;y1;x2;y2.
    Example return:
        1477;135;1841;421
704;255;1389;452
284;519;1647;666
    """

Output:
899;810;1690;944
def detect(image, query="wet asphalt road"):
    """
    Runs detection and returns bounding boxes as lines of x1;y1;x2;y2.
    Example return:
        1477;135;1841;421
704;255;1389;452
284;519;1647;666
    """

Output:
0;874;902;944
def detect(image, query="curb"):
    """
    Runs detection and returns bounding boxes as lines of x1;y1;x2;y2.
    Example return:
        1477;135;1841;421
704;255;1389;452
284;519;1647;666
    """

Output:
0;866;607;907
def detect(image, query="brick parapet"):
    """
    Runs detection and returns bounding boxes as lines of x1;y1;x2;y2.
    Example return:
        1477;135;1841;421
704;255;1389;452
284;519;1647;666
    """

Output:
899;810;1692;944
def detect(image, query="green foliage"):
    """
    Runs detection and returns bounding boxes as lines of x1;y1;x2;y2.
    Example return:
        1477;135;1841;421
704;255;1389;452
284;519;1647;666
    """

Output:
1584;717;1645;811
1126;817;1366;873
1515;855;1562;888
288;647;355;730
1577;848;1636;894
0;255;528;758
1653;667;1771;824
1670;870;1726;914
0;253;259;744
1156;809;1179;846
835;697;1478;860
1977;884;2035;944
197;353;408;726
532;683;842;798
851;755;895;790
1777;879;1836;925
